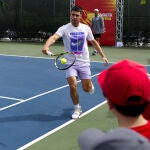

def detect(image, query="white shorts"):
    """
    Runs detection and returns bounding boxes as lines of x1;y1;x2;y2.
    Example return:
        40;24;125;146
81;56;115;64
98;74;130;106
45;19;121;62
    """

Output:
66;65;91;79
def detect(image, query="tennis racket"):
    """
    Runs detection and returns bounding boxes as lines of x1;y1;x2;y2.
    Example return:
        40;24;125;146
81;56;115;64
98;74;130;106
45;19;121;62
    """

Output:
48;51;76;70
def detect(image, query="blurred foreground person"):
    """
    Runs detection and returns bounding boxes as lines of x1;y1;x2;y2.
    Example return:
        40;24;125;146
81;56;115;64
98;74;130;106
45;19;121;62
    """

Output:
98;59;150;140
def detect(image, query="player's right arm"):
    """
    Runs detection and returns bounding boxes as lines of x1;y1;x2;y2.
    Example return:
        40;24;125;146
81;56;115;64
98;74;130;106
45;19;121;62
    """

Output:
42;33;60;55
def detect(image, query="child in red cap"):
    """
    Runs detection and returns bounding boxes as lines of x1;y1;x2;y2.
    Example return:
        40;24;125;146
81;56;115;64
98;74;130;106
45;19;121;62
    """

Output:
98;59;150;140
143;60;150;120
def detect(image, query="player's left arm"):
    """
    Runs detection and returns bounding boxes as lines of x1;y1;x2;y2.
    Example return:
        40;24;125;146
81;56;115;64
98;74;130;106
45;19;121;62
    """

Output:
90;39;109;65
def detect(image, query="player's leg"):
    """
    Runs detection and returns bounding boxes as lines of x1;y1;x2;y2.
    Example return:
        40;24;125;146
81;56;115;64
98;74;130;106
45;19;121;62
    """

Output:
81;79;95;94
92;34;101;55
79;66;95;94
66;67;82;119
67;76;79;105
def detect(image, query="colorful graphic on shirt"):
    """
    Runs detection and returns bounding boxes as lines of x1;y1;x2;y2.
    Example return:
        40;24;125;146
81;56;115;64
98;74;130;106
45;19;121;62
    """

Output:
70;32;85;54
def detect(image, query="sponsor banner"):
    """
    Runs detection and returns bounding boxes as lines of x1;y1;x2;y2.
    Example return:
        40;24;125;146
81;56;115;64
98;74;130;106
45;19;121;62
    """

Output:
76;0;116;46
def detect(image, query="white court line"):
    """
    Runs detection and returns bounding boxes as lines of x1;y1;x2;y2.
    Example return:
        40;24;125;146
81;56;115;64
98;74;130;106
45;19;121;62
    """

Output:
0;54;49;59
1;54;150;67
0;53;113;63
17;101;107;150
0;73;99;112
0;96;23;101
0;84;69;111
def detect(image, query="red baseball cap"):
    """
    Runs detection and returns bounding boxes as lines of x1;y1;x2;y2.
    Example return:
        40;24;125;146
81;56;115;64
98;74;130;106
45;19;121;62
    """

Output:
98;59;150;106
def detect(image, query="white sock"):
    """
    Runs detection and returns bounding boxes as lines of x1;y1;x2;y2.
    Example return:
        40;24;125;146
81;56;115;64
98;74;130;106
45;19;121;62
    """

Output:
89;84;95;95
74;104;80;108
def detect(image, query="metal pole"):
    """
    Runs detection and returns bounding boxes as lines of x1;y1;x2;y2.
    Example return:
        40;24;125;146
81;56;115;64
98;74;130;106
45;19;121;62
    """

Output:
116;0;124;47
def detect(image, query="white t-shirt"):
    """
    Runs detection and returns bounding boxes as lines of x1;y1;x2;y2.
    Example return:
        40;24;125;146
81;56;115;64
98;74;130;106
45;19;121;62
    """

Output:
56;22;94;65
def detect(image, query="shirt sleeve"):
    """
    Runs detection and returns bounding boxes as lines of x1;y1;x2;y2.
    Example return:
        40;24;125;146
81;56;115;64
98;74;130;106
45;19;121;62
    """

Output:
56;25;66;37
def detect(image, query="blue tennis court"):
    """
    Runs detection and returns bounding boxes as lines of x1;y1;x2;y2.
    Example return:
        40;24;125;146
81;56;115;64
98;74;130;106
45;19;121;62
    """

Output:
0;55;110;150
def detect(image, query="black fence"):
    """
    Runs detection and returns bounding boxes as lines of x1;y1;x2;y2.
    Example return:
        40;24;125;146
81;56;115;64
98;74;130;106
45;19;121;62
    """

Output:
0;0;150;47
0;0;70;41
123;0;150;47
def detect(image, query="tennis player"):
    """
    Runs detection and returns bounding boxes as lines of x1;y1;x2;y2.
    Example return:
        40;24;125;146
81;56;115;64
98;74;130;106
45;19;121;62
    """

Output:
42;5;108;119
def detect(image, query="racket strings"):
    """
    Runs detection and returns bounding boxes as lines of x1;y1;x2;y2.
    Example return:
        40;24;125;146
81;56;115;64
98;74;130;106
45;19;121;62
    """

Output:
55;53;76;70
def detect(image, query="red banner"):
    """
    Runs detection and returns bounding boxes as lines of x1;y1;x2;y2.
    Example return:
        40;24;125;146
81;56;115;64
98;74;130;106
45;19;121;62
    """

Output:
76;0;116;46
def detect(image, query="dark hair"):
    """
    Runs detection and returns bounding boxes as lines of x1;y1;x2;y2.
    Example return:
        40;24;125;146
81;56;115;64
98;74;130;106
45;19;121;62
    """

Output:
113;96;148;117
71;5;83;13
114;103;148;116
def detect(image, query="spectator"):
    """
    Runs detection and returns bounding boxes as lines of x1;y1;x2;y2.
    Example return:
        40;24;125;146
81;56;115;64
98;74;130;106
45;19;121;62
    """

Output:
91;9;105;55
97;59;150;140
78;128;150;150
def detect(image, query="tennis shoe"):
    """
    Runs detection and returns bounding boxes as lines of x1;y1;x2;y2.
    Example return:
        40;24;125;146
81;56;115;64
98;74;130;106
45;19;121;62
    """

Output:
72;106;82;120
89;84;95;95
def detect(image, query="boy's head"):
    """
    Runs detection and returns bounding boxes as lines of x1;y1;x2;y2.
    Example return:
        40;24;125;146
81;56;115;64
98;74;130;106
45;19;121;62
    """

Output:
98;59;150;116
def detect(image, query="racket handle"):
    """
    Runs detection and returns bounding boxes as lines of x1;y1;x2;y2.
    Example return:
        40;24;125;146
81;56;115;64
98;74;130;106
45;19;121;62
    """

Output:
47;51;53;56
